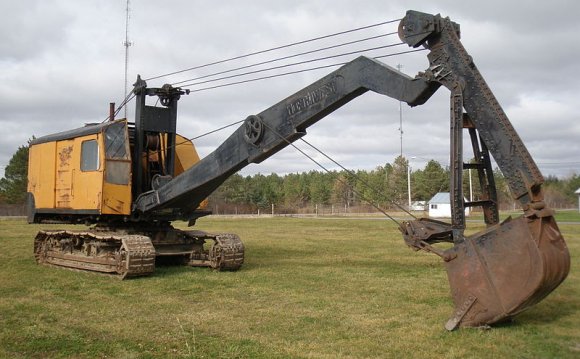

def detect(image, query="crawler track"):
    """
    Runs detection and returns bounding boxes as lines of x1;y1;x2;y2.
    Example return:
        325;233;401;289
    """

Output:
34;230;155;279
200;232;245;270
34;226;244;278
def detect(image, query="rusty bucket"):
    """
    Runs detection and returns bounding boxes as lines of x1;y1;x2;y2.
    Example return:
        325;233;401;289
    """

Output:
443;215;570;330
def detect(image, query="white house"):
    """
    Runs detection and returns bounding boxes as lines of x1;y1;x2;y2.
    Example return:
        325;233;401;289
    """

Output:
575;188;580;212
428;192;470;218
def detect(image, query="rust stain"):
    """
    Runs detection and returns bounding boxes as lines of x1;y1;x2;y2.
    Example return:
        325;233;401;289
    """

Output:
59;146;73;167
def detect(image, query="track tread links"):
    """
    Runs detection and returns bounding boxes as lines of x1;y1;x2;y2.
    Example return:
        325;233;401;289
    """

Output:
34;228;244;279
207;233;245;271
34;230;155;279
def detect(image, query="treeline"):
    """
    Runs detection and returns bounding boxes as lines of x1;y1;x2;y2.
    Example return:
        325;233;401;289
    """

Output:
1;145;579;215
209;156;580;214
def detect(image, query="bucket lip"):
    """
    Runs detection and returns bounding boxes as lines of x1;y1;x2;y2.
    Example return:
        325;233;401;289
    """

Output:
444;215;570;329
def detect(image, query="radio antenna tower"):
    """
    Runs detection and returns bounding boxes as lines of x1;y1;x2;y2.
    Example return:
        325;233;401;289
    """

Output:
123;0;132;119
396;64;403;157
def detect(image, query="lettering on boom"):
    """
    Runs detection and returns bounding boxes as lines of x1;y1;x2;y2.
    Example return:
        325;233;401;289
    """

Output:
286;80;337;117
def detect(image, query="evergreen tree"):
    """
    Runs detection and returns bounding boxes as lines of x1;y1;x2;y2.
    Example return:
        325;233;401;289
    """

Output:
492;168;514;209
283;173;310;207
309;171;332;205
413;160;449;201
209;161;580;212
220;173;246;203
387;156;409;205
564;173;580;203
331;173;353;207
0;144;29;204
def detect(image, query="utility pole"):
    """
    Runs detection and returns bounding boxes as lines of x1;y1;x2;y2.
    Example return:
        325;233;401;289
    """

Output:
407;163;412;210
396;64;403;158
123;0;132;119
469;168;473;202
407;156;415;210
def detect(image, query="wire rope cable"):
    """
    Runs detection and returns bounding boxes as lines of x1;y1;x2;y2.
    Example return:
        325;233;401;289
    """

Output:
104;19;432;127
137;119;245;160
190;120;245;141
102;92;136;123
132;47;424;156
144;18;402;82
299;137;417;219
177;42;406;89
130;47;425;156
260;121;408;225
181;48;426;93
108;18;419;120
170;32;399;86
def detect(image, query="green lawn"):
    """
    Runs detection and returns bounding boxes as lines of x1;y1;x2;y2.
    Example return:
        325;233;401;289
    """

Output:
0;216;578;358
466;208;580;223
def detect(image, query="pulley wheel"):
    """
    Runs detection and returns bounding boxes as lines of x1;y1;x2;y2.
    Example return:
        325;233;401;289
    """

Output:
244;115;264;145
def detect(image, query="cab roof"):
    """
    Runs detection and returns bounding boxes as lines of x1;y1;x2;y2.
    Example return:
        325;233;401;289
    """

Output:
30;120;127;145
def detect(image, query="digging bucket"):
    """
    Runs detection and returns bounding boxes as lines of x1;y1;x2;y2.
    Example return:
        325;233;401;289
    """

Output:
443;215;570;330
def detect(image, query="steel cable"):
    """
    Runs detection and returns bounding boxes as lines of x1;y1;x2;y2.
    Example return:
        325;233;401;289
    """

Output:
299;138;417;219
132;48;424;156
182;48;426;93
105;36;406;121
107;47;426;161
170;32;399;86
144;18;402;82
178;42;406;89
102;92;135;123
260;121;406;225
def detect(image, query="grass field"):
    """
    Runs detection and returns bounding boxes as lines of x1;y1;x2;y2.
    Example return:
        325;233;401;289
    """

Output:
0;215;578;358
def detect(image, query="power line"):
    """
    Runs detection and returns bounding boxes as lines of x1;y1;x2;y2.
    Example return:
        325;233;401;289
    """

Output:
144;18;401;82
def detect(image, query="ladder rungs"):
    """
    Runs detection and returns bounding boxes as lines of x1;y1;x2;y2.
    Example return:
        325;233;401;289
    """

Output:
465;200;495;208
463;163;485;170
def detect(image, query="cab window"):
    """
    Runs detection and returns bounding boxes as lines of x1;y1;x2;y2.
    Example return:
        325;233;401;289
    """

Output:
104;122;129;159
104;122;131;185
81;140;99;171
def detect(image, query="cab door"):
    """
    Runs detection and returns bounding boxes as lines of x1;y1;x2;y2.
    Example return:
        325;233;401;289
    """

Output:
73;135;103;210
55;140;74;208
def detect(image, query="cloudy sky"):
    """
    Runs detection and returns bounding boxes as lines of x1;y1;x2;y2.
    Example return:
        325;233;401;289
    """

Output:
1;0;579;181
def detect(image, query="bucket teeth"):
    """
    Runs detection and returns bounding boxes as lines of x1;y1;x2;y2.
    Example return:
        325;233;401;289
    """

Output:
445;294;477;331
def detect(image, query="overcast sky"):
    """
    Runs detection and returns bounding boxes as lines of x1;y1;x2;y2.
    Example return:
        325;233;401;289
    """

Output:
1;0;579;181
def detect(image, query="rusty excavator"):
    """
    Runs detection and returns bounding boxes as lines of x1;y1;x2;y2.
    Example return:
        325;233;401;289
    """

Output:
27;11;569;329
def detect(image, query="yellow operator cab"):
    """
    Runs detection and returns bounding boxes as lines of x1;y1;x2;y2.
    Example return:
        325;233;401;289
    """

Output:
27;119;201;223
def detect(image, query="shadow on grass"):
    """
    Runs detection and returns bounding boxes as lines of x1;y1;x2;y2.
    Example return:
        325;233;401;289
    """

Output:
516;296;578;326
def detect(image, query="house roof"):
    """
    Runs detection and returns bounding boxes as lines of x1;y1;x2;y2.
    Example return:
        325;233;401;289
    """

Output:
429;192;450;204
